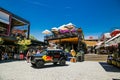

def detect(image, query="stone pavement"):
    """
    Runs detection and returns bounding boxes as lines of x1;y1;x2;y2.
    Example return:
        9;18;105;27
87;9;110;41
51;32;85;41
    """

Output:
0;60;120;80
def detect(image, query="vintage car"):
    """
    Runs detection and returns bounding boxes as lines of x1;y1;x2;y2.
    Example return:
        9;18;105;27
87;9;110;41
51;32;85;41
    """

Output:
31;49;67;68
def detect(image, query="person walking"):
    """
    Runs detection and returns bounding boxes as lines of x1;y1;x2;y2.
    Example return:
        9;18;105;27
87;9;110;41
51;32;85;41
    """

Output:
26;49;32;63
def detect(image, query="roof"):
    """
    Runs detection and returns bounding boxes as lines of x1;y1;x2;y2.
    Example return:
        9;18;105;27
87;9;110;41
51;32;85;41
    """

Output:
105;33;120;44
0;7;30;26
83;40;97;46
31;40;46;46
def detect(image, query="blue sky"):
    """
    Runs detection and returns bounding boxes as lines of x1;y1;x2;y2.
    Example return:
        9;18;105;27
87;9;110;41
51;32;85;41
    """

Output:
0;0;120;41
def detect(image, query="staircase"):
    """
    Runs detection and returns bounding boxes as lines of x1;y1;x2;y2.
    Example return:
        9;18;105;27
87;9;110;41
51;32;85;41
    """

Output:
84;54;108;62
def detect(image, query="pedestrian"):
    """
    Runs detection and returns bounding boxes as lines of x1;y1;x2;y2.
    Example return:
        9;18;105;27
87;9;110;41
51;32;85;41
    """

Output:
26;49;32;63
4;52;8;60
36;49;40;54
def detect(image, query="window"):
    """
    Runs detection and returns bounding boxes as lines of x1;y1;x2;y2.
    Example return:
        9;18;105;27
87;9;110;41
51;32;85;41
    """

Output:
0;22;8;35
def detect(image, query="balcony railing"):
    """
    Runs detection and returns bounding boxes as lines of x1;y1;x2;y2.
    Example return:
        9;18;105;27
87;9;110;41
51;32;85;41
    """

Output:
44;32;78;40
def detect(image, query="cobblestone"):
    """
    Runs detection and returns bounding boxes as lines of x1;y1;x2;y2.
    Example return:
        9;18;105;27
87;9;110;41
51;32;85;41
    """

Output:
0;61;120;80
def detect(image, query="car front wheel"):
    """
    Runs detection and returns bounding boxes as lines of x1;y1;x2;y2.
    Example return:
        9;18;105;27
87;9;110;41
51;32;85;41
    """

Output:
36;61;44;68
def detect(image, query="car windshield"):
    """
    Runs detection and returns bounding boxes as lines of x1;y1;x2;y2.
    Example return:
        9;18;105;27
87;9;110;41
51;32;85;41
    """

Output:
40;50;47;55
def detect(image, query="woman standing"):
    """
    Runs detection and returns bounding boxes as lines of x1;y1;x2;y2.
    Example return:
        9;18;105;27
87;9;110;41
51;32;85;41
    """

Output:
26;49;32;63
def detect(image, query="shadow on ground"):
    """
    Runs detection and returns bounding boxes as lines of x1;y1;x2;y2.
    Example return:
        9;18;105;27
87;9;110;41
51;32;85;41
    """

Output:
99;62;120;72
31;63;69;69
0;59;25;64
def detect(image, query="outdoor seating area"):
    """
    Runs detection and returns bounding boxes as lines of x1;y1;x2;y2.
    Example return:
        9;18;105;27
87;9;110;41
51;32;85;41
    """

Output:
43;23;78;40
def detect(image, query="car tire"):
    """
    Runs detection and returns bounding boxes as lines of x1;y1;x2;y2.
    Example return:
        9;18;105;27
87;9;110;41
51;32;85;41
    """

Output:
53;62;57;65
31;63;36;67
36;61;44;68
59;59;66;66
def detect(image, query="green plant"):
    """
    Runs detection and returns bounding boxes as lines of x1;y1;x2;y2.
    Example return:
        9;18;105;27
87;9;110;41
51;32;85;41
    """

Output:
0;38;4;44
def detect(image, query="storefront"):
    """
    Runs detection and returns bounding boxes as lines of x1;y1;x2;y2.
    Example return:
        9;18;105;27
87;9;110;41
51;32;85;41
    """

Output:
0;7;30;60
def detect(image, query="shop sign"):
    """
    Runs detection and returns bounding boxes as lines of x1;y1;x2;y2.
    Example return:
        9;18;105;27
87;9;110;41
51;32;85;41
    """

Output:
0;11;10;24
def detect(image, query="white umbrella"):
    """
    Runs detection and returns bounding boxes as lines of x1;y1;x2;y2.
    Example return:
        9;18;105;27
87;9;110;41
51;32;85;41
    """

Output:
104;33;111;39
66;23;75;29
58;24;66;29
66;22;74;26
42;29;51;35
51;27;58;31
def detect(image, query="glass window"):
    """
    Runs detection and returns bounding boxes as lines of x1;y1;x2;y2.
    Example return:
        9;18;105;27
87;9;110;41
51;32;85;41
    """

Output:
0;22;8;35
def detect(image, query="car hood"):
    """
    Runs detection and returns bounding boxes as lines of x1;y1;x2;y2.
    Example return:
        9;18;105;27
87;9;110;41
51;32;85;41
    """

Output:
32;54;44;57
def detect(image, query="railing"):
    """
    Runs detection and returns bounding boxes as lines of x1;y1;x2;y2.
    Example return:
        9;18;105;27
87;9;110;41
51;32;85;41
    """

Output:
44;32;78;40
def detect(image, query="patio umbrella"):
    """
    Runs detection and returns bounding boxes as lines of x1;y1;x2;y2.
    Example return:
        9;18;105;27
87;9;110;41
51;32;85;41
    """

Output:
59;29;69;34
51;27;58;31
71;28;76;32
42;29;51;35
51;27;59;34
65;23;75;29
58;24;66;29
42;29;51;41
104;33;111;39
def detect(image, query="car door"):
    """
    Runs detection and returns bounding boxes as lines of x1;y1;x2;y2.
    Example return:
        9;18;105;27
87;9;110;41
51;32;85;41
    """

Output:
52;51;61;62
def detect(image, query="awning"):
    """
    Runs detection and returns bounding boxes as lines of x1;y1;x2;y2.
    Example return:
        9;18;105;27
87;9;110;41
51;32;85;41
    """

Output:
105;33;120;46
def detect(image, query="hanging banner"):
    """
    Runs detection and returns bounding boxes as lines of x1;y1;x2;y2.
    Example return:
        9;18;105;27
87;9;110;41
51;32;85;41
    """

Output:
0;11;10;24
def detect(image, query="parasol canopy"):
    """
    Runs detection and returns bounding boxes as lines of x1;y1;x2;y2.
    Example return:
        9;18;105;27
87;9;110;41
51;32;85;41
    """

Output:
51;27;59;34
51;27;58;31
58;24;69;34
42;29;51;35
65;23;75;29
104;33;111;38
71;28;76;32
58;24;66;29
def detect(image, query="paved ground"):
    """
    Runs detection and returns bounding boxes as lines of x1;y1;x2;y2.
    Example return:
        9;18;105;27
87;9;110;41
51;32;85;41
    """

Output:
85;54;108;61
0;60;120;80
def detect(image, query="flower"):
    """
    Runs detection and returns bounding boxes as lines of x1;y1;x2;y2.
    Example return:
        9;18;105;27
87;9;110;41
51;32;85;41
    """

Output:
0;38;4;44
17;39;31;46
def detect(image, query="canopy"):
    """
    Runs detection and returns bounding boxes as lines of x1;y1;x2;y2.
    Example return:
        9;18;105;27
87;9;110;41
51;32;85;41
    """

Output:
51;27;58;31
105;33;120;46
110;29;120;37
42;29;51;35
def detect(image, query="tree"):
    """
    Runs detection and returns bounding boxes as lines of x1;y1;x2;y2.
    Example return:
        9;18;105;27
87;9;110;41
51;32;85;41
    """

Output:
29;35;37;40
